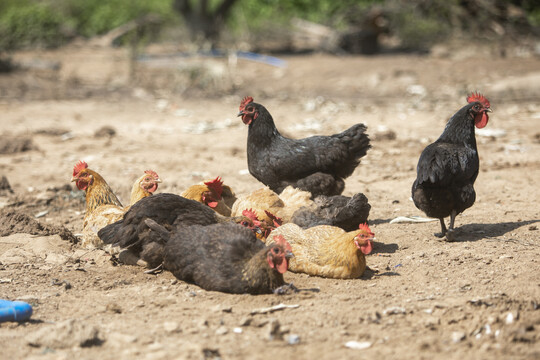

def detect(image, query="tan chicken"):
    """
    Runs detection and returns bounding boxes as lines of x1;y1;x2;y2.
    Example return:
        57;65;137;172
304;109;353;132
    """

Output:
231;186;313;224
266;223;374;279
181;176;233;216
71;161;161;248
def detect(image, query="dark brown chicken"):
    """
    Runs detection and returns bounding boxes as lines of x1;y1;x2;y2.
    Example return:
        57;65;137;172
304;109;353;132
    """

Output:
150;221;293;294
98;193;228;267
238;96;371;197
291;192;371;231
412;93;491;241
98;193;260;267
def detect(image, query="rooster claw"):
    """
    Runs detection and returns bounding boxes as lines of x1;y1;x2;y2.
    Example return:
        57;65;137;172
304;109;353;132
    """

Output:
273;283;299;295
144;263;164;275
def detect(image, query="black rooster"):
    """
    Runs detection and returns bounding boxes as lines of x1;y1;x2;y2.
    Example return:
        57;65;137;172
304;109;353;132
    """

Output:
238;96;371;197
412;93;491;241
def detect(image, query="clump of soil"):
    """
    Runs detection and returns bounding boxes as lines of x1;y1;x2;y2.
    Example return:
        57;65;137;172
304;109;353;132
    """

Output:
0;209;78;243
0;175;14;195
0;135;37;154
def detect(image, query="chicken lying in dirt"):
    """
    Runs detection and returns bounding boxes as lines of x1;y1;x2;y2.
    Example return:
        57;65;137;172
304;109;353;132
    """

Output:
71;161;161;248
98;193;260;269
143;220;293;294
291;192;371;232
231;185;371;232
231;186;312;225
267;223;374;279
238;96;371;197
412;93;491;241
181;176;234;216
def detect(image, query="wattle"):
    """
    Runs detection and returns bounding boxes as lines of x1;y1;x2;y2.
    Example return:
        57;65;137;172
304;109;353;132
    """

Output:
275;258;289;274
475;112;489;129
241;115;252;125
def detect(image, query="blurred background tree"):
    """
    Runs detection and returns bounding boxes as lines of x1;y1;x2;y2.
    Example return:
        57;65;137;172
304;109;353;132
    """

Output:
0;0;538;53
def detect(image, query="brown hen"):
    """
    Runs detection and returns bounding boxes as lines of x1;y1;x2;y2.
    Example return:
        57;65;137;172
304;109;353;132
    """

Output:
267;223;374;279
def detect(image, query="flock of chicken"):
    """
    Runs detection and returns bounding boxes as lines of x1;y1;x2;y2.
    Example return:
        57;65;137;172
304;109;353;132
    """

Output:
70;93;492;294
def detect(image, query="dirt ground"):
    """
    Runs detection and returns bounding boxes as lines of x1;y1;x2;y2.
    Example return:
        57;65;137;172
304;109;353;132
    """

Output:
0;42;539;359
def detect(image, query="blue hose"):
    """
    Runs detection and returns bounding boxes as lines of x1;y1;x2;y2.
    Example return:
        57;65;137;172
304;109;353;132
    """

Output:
0;300;33;322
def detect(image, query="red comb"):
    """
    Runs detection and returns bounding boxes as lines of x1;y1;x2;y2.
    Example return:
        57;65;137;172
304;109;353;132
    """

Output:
273;235;292;252
144;170;159;179
239;96;254;111
242;208;259;221
204;176;223;198
466;92;490;108
73;160;88;176
264;210;283;227
358;223;374;235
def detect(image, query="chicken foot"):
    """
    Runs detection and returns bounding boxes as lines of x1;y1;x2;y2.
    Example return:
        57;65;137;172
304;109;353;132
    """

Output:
273;282;300;295
435;218;448;238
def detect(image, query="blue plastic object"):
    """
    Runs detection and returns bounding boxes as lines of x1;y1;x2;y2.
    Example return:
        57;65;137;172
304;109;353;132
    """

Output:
0;299;33;322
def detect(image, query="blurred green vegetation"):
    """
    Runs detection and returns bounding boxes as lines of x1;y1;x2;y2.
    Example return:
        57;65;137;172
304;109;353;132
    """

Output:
0;0;176;50
0;0;538;51
229;0;381;31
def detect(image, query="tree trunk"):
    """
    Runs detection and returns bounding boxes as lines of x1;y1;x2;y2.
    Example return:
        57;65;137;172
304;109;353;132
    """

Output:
173;0;238;46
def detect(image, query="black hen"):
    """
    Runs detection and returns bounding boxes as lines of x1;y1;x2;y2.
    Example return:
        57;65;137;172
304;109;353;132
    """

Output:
155;222;293;294
291;193;371;231
412;93;491;240
98;193;227;267
238;96;371;197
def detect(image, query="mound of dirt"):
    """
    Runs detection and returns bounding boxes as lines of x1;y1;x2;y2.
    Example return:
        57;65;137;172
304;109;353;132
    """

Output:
0;175;14;195
0;135;37;154
0;209;78;243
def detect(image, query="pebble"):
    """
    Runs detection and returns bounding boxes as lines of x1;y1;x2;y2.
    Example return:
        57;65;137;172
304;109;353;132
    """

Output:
345;341;372;350
505;312;517;324
215;326;228;335
267;319;282;340
163;321;181;333
451;331;466;343
286;334;300;345
383;307;406;315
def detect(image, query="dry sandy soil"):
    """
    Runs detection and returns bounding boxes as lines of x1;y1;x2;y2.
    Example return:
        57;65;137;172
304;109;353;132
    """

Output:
0;42;539;359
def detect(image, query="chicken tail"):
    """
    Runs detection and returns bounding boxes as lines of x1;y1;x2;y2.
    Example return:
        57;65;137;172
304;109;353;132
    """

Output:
97;220;124;245
144;218;171;242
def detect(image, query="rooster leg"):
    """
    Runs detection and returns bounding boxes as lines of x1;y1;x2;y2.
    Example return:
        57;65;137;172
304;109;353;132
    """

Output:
435;218;447;238
144;263;163;275
445;210;458;242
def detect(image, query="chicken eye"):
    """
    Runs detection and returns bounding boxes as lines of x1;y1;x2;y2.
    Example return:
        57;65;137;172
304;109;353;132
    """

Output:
272;248;279;254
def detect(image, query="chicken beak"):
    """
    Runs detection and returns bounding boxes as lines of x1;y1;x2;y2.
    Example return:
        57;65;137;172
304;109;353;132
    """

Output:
155;178;162;183
70;176;77;182
237;111;245;117
486;108;492;112
285;250;294;259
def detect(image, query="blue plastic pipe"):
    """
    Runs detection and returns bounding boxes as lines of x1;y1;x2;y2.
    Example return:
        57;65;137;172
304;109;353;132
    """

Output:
0;300;33;322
